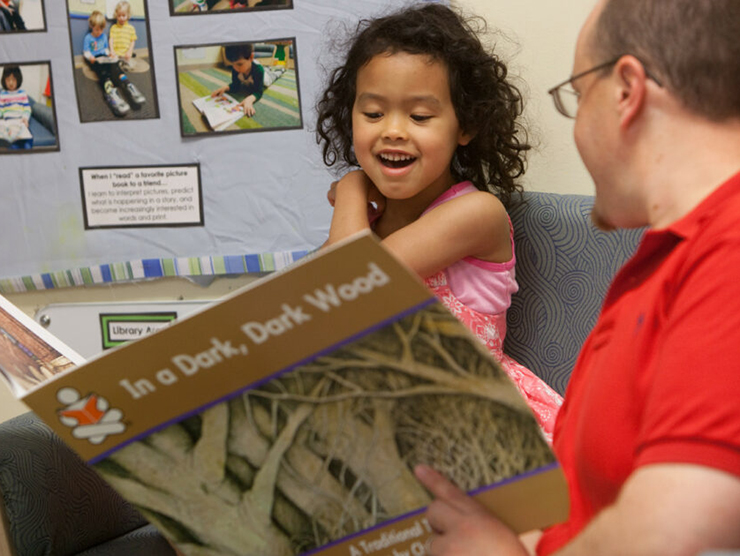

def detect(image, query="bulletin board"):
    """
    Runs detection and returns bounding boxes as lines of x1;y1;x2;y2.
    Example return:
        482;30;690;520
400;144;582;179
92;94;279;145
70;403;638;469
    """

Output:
0;0;438;294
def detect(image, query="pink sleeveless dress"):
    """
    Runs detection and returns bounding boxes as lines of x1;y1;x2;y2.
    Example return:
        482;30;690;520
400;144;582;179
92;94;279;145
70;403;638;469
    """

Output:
422;182;562;442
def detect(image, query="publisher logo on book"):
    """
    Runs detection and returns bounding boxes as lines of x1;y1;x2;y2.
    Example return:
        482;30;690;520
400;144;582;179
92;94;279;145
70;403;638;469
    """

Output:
56;387;126;444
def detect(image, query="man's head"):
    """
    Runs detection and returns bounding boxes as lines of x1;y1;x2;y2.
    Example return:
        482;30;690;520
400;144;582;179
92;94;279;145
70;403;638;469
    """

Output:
568;0;740;230
224;43;254;75
591;0;740;122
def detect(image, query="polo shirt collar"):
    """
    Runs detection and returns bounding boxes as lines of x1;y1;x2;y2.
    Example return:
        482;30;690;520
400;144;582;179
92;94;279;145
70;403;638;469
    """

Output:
663;169;740;240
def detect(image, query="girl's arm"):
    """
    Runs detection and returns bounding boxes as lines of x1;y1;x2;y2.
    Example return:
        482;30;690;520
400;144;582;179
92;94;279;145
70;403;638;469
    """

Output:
327;172;511;278
381;191;512;278
125;37;135;60
325;170;377;244
20;92;31;125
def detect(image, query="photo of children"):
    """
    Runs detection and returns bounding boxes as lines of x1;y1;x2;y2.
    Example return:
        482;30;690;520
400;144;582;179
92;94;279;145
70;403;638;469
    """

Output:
176;39;301;137
67;0;158;123
0;0;45;32
0;62;59;154
171;0;291;15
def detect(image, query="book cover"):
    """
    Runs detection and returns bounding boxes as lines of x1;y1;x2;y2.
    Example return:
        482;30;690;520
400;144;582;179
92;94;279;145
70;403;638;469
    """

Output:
192;93;245;131
2;232;568;556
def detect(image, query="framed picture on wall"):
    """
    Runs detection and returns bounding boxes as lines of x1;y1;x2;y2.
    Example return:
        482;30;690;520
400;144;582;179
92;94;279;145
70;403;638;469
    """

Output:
0;60;60;154
170;0;292;16
65;0;160;123
0;0;46;33
174;38;302;137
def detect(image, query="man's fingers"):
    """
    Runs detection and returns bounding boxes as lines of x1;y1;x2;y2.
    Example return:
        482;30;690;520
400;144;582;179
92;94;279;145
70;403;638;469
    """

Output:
415;464;473;511
426;497;464;534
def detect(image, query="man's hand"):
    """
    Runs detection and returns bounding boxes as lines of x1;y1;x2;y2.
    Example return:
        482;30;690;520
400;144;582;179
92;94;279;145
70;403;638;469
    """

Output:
415;464;530;556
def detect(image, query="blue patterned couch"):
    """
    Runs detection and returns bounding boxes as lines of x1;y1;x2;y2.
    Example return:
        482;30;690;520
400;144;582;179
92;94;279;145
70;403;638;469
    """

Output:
0;192;643;556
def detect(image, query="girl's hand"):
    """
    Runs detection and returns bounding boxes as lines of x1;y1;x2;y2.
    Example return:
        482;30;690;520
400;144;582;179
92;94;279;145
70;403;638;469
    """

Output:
327;180;339;207
414;464;530;556
332;170;385;214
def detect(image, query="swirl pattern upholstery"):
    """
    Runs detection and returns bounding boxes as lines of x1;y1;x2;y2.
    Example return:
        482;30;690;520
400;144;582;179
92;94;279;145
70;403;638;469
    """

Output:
505;192;643;395
0;414;174;555
0;192;642;555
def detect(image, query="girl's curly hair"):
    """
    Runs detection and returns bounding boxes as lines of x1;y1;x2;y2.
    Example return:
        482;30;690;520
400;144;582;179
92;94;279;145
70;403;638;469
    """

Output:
315;3;529;205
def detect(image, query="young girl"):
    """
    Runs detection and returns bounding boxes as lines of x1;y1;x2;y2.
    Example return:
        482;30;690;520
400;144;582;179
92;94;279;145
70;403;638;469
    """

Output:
0;65;33;149
316;3;562;440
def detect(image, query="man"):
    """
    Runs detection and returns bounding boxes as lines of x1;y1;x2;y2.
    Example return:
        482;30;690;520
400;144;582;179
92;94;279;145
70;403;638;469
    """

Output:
414;0;740;554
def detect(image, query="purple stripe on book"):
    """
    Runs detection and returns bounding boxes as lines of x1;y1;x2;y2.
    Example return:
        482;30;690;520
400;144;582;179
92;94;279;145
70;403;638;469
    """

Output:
300;462;561;556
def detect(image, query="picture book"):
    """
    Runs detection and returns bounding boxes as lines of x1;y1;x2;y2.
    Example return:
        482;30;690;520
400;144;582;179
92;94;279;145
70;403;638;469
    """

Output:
0;232;569;556
0;119;32;146
93;55;120;64
192;92;245;131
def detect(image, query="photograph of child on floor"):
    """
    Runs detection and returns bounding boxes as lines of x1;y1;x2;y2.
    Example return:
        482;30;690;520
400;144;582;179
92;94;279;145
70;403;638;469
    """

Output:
66;0;159;123
0;62;59;154
0;0;45;32
176;39;301;137
170;0;291;15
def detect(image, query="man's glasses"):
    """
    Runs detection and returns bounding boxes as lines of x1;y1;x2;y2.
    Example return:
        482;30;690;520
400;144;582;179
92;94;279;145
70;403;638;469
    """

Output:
548;56;663;119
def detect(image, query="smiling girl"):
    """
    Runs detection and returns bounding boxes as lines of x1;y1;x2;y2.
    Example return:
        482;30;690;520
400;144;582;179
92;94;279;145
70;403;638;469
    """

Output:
316;3;561;440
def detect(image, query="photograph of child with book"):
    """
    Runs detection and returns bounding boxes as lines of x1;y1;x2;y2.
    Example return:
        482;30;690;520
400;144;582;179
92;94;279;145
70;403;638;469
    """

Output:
0;0;45;32
67;0;159;122
176;39;301;136
171;0;292;15
0;62;59;154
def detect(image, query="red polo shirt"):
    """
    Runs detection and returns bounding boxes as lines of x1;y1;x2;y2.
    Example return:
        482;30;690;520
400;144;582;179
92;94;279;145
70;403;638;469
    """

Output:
538;171;740;555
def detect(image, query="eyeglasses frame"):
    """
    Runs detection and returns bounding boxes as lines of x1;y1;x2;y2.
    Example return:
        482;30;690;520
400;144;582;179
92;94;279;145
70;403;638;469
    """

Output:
547;55;663;119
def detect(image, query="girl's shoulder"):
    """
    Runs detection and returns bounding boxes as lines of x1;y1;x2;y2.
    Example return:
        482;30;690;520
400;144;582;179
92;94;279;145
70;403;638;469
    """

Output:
423;182;507;221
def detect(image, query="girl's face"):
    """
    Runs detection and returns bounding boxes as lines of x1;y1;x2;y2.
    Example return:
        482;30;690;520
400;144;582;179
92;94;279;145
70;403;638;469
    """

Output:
351;51;471;205
3;74;18;91
116;10;129;25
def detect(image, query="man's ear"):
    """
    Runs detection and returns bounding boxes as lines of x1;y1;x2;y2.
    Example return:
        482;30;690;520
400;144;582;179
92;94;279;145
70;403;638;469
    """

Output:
615;55;648;130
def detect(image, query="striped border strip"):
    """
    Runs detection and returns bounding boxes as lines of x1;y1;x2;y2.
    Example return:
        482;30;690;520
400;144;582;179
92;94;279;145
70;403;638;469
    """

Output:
0;250;310;294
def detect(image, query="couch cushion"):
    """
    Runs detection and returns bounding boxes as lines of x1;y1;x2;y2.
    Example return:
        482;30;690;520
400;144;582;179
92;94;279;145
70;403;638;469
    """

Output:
77;524;175;556
505;192;643;394
0;412;148;556
28;97;58;148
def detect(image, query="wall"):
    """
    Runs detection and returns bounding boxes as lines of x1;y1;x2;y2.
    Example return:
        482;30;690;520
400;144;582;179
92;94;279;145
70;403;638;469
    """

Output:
0;0;598;422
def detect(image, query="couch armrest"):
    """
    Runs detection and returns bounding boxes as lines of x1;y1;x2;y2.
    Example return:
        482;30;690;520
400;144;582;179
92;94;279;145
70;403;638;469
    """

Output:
0;490;14;556
28;96;55;134
0;413;147;556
